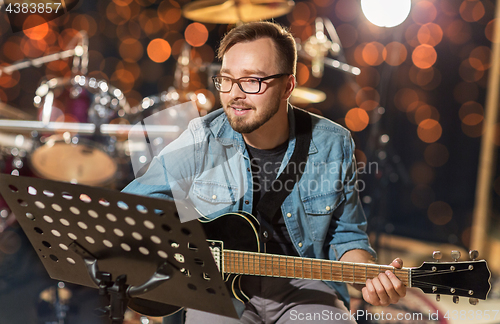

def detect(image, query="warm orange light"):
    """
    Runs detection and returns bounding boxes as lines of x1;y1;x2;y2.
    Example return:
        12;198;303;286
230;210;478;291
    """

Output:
355;66;380;88
461;122;483;138
184;23;209;47
291;2;315;26
3;40;24;62
445;20;472;45
405;24;421;47
469;46;491;71
417;23;443;46
313;0;334;7
0;69;20;88
417;119;442;143
412;44;437;69
158;0;182;25
113;0;133;5
414;104;440;124
119;38;144;62
394;88;419;112
485;19;496;42
23;16;49;40
409;66;436;87
106;2;131;25
72;14;98;37
460;0;485;22
355;87;379;107
335;0;359;22
296;62;310;86
411;1;437;24
362;42;384;66
459;59;484;82
428;201;453;225
459;101;483;121
345;108;369;132
383;42;407;66
424;143;449;167
147;39;172;63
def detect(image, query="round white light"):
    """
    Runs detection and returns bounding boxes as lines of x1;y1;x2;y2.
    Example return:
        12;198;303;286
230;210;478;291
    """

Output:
361;0;411;28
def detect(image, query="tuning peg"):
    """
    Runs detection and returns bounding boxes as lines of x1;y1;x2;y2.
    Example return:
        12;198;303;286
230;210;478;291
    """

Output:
469;298;479;305
469;250;479;261
453;296;459;304
451;250;461;261
432;251;442;261
436;294;440;302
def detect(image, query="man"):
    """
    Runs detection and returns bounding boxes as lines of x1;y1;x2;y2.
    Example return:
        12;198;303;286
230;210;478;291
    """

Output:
123;21;405;323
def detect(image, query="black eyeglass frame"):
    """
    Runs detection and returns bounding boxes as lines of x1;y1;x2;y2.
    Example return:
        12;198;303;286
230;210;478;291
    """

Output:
211;73;289;94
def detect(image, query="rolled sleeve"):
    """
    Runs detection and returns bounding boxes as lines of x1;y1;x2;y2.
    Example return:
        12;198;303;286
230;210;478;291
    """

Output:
328;135;376;261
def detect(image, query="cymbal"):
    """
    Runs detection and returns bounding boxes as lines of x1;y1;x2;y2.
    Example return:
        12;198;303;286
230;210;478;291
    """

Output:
0;102;34;120
290;87;326;104
182;0;295;24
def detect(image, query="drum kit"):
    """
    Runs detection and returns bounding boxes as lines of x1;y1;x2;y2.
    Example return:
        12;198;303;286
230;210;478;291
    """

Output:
0;2;360;322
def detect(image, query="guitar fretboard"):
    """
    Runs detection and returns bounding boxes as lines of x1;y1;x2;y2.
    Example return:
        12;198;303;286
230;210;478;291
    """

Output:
224;250;410;286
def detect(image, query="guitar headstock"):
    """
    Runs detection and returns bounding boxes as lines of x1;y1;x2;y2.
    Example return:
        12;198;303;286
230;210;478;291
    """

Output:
411;250;491;305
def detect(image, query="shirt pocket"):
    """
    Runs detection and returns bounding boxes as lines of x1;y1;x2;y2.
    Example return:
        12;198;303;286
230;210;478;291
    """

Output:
302;191;345;215
191;180;239;217
302;191;345;242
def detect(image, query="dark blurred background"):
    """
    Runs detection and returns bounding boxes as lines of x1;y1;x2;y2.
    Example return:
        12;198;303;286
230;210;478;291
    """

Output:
0;0;499;322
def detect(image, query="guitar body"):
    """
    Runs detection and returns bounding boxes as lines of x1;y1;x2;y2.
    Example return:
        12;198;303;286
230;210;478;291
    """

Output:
199;212;262;303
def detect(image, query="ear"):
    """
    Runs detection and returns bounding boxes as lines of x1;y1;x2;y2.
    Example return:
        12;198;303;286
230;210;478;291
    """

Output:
282;74;296;100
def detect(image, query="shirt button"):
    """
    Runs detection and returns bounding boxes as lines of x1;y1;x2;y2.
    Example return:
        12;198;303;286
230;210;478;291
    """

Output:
247;168;251;172
262;231;268;238
245;200;250;205
286;213;292;218
325;206;331;211
212;195;217;200
298;242;303;247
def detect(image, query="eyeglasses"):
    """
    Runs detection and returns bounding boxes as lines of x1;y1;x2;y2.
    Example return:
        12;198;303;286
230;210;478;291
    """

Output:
212;73;288;94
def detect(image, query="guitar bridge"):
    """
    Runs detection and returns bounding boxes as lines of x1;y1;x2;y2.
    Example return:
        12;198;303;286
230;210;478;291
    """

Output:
207;240;223;277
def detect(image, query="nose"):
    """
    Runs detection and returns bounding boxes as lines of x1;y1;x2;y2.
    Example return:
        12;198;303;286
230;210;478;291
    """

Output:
228;81;246;99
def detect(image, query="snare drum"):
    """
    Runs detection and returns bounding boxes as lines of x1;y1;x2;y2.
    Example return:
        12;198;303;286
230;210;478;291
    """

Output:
30;75;130;186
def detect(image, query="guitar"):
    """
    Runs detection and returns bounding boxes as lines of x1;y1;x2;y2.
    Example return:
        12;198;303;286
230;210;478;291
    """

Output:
198;211;491;305
130;211;491;318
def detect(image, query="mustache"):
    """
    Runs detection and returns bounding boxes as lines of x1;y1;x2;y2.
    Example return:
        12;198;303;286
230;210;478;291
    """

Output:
227;100;254;109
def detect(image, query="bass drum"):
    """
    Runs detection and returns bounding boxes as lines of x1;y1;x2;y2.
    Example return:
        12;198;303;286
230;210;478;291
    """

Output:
30;75;130;186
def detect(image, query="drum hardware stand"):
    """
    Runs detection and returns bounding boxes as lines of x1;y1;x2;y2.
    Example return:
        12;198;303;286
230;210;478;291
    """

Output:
0;31;87;77
0;174;238;323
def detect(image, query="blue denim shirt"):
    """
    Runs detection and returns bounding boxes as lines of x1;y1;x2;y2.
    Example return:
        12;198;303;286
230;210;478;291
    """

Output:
122;106;376;308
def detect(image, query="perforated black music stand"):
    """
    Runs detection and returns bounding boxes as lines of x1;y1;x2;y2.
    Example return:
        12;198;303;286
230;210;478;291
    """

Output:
0;174;237;323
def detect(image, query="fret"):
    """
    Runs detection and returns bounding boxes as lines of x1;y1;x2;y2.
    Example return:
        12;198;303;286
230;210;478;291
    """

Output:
222;251;411;288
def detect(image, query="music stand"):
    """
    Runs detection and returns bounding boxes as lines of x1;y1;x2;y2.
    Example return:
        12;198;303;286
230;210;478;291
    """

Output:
0;174;237;323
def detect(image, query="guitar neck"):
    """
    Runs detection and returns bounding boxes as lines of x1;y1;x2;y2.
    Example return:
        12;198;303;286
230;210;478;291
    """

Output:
223;250;410;286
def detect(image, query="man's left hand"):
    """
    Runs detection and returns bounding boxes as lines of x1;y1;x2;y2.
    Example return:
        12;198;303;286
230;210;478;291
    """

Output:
361;258;406;306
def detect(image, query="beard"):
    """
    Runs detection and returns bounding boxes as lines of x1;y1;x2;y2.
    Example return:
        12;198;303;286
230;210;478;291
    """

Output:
223;95;282;134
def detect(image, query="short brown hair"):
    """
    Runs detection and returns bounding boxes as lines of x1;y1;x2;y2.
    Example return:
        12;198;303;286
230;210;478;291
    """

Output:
217;21;297;75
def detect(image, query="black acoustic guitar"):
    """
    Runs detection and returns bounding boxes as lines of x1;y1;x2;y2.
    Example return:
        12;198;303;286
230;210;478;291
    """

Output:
132;211;491;317
198;211;491;305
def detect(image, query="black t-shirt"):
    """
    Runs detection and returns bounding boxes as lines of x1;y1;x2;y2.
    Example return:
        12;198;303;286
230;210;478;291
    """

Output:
246;142;299;256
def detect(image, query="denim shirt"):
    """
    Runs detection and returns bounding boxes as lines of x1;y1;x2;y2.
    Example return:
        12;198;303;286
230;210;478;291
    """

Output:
122;105;376;308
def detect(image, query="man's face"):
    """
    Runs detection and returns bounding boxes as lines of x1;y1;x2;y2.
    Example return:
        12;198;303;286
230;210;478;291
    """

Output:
220;37;287;134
